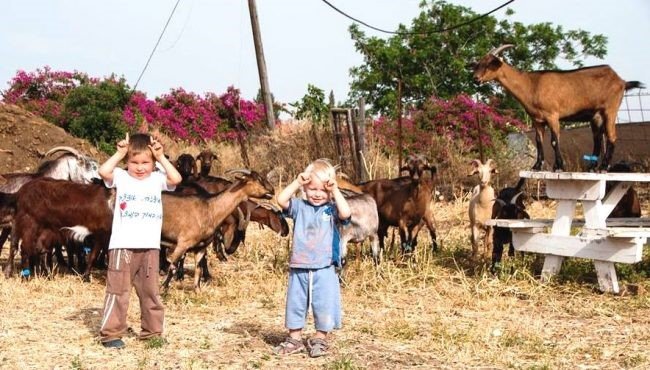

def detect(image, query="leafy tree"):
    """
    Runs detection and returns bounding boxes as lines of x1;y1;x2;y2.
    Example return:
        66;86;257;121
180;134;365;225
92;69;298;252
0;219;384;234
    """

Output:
62;76;131;153
291;84;330;126
348;0;607;117
255;89;288;120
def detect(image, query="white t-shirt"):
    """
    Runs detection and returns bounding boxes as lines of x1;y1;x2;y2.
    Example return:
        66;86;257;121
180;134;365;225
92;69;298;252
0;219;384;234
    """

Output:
105;167;175;250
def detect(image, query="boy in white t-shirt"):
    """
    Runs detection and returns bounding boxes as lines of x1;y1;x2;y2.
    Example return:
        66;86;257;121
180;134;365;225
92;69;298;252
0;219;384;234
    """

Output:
98;133;182;349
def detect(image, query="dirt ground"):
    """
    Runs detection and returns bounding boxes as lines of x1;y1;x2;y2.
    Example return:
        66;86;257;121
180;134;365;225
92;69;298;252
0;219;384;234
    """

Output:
0;103;108;174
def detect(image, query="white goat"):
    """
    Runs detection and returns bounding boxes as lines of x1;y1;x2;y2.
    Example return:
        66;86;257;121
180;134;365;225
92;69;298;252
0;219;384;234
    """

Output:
339;192;380;266
468;159;497;258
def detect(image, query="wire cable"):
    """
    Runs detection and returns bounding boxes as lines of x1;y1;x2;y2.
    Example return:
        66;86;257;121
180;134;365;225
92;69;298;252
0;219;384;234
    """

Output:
133;0;182;91
319;0;515;35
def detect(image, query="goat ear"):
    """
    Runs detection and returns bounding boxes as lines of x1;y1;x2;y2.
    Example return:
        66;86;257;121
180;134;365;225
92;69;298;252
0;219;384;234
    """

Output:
427;165;437;175
488;56;503;70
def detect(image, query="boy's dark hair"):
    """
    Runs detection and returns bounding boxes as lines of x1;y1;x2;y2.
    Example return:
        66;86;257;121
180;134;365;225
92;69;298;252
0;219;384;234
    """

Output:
127;133;152;159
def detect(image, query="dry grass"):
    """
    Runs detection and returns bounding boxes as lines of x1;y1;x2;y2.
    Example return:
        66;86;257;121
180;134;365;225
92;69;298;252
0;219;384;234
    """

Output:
2;196;650;370
2;124;650;369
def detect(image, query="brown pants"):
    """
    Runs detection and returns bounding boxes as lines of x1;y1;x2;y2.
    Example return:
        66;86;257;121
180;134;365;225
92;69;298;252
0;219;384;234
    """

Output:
100;249;164;342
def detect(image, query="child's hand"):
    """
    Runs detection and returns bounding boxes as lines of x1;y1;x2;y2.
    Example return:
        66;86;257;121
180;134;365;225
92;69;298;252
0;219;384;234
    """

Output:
324;177;338;193
148;136;164;160
116;133;129;156
297;172;311;185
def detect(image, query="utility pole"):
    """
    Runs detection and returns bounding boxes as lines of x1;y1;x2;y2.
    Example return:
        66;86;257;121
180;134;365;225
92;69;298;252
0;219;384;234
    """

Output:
397;78;403;174
248;0;275;129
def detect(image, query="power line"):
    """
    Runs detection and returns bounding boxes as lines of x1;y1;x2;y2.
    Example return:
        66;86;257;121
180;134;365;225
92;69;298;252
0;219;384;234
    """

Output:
319;0;515;35
133;0;182;92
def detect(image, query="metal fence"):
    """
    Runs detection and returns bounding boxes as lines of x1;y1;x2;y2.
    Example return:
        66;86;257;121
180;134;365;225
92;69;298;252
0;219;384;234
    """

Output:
618;91;650;123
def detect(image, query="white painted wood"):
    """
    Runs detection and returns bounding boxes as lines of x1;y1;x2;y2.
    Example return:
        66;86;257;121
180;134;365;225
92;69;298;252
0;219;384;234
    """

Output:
594;261;619;294
511;232;644;263
502;171;650;293
519;171;650;182
485;219;551;228
488;218;650;228
582;200;606;229
541;256;564;282
606;218;650;227
607;227;650;238
601;182;631;218
545;179;605;200
551;200;575;235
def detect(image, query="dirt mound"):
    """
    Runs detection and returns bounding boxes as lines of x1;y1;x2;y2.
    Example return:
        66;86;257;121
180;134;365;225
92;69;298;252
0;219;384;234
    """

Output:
0;103;107;174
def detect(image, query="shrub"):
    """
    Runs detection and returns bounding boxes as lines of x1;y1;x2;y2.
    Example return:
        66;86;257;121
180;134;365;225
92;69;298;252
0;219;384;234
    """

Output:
62;76;131;153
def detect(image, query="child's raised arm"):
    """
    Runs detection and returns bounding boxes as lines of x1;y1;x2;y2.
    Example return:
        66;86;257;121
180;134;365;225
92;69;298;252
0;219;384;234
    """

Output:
99;133;130;183
149;136;182;186
276;172;311;209
324;177;351;220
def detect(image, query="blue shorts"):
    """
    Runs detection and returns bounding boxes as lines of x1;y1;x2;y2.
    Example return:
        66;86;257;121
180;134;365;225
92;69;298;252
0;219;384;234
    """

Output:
285;266;341;332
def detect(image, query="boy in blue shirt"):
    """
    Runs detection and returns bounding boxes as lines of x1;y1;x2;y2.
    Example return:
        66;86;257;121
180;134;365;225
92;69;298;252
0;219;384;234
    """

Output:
275;159;351;357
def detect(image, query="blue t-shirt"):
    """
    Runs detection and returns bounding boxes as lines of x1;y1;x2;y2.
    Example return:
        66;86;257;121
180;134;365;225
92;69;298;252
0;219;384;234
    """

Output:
285;198;348;269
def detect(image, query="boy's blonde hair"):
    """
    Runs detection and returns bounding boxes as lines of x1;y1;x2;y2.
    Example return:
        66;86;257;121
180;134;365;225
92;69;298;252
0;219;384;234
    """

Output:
304;158;336;183
127;133;153;159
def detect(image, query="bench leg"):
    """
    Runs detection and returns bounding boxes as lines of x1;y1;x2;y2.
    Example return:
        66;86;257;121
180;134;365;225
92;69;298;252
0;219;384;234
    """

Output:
541;255;564;282
594;260;619;294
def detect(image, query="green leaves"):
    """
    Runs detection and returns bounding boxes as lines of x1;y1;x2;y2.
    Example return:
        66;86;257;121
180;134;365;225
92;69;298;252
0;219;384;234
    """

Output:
348;0;607;117
290;84;330;126
63;76;131;153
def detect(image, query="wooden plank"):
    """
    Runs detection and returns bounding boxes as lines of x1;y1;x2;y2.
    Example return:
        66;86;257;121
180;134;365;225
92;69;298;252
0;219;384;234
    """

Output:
511;232;644;263
485;219;551;228
607;227;650;238
545;179;605;200
486;218;650;228
520;170;650;182
606;218;650;227
594;261;619;294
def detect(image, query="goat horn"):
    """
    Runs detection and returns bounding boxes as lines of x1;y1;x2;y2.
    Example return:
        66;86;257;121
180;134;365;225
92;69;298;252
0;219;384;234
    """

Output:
470;159;482;167
256;200;282;212
44;146;81;158
510;191;524;205
489;44;514;56
226;169;252;175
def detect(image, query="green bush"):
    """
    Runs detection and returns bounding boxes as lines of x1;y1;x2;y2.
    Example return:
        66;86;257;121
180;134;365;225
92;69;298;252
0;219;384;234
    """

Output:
62;76;131;153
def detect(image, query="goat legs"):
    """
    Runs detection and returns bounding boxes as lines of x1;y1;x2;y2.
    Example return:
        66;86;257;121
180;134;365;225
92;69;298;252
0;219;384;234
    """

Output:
588;119;606;171
532;123;546;171
549;125;564;172
1;227;15;278
193;248;207;293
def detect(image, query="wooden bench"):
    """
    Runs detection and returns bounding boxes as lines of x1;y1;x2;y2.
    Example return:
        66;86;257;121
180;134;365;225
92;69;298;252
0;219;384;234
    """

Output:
485;218;650;264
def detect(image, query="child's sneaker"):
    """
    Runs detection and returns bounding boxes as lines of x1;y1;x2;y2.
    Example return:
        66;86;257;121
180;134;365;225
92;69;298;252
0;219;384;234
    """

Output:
102;339;125;349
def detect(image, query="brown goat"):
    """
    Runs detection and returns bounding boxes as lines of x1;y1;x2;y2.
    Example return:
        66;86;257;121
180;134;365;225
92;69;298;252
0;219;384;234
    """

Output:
175;153;198;182
8;178;114;281
160;170;274;291
354;154;437;255
196;150;218;177
473;44;644;171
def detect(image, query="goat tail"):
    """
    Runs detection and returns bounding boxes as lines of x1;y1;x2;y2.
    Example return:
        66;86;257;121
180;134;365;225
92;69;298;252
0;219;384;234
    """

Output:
625;81;645;90
61;225;92;243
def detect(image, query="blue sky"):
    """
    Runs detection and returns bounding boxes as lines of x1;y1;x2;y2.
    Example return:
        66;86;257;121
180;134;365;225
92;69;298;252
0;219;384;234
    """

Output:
1;0;648;120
